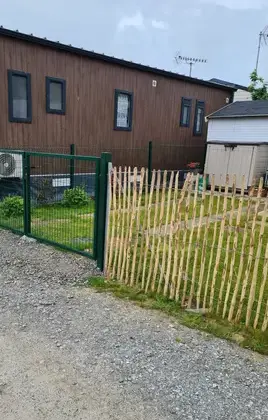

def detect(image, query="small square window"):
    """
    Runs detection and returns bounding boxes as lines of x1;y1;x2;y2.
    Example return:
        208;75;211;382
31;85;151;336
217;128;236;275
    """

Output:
114;90;133;131
180;98;192;127
8;70;32;123
46;77;66;114
193;100;205;135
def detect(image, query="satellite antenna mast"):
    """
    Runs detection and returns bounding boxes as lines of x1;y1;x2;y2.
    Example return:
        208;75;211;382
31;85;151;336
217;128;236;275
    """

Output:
256;26;268;72
175;52;207;77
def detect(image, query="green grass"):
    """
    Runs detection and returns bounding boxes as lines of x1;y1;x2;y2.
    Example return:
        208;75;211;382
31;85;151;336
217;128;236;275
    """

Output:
108;208;268;330
0;201;95;253
112;192;241;231
88;276;268;355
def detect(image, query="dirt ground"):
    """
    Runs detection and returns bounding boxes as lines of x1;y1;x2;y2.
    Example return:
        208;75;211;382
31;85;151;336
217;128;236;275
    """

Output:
0;230;268;420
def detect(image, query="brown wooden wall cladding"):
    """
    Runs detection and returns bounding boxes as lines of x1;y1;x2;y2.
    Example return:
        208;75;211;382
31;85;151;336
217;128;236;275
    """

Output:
0;36;232;169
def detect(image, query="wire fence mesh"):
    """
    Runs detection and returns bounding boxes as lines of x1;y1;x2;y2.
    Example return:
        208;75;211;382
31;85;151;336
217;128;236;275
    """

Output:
0;150;100;258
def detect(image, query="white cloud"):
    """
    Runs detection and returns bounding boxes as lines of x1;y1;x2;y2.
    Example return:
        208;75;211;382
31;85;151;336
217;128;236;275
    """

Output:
151;20;169;30
117;12;145;32
199;0;266;10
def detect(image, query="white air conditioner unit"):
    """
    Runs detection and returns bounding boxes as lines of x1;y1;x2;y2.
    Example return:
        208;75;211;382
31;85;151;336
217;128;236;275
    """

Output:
0;153;23;178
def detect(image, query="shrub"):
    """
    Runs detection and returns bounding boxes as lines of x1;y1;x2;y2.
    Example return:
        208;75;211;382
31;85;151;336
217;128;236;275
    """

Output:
0;195;24;218
62;186;89;208
36;178;55;205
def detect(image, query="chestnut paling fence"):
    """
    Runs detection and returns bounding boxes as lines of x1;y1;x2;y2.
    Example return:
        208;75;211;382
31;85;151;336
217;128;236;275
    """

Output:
105;167;268;331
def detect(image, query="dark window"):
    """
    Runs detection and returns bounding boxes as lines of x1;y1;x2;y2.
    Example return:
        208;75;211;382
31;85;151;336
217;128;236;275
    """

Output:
193;100;205;135
114;90;133;131
46;77;66;114
8;70;32;123
180;98;192;127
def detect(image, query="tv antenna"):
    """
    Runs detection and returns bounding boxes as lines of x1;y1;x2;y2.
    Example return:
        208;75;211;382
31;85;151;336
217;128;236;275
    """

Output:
256;26;268;73
175;53;207;77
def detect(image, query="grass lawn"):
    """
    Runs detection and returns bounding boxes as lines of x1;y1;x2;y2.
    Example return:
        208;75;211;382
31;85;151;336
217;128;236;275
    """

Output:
111;190;242;231
108;202;268;331
0;201;95;254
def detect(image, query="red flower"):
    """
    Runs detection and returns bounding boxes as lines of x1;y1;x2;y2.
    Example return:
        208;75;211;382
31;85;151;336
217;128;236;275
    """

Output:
187;162;200;169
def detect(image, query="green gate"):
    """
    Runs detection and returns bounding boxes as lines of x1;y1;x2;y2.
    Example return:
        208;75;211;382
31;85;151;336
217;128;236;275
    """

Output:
0;149;111;269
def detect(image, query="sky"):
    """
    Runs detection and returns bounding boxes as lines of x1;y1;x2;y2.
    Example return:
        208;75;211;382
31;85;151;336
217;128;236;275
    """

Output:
1;0;268;85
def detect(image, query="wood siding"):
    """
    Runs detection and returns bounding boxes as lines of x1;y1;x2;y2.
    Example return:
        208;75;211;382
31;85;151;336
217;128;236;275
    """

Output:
0;36;232;169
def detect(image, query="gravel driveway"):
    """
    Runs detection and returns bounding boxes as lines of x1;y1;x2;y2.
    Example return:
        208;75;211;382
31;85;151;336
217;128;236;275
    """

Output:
0;230;268;420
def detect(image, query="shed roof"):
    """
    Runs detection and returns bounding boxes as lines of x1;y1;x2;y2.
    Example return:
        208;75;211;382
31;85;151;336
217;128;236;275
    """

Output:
209;78;248;91
0;26;236;92
207;100;268;119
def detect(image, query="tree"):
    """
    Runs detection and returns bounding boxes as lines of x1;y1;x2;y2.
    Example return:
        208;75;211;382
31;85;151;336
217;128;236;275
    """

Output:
248;70;268;100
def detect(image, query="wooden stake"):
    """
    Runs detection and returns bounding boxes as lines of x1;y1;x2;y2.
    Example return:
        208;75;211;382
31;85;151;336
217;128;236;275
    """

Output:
112;167;122;279
157;172;174;294
228;183;254;322
203;176;223;310
145;170;161;292
107;167;117;277
130;168;145;286
176;173;194;303
125;168;138;284
120;167;132;283
196;175;215;309
209;175;229;312
181;173;199;307
188;174;206;308
164;171;179;297
116;167;127;279
104;164;113;276
141;170;156;289
217;175;236;315
170;173;191;300
256;242;268;330
235;178;263;322
246;184;267;327
136;170;149;283
151;171;167;292
222;176;245;319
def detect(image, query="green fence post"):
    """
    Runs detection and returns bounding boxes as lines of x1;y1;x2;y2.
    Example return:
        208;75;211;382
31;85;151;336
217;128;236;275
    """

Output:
148;141;152;185
97;152;112;270
23;152;31;235
70;143;75;189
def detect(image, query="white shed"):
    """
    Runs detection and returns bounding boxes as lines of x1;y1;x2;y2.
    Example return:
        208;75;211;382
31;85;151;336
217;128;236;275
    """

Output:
204;100;268;189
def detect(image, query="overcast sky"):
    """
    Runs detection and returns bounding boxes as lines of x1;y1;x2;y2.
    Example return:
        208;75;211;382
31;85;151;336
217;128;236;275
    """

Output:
1;0;268;85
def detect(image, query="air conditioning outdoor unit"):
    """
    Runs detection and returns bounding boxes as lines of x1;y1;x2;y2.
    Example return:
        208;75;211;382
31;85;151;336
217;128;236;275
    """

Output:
0;153;23;178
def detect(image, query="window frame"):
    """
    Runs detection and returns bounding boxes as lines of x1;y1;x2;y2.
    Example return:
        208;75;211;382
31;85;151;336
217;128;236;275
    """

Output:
193;100;205;136
180;97;192;127
114;89;133;131
8;70;32;123
46;76;66;115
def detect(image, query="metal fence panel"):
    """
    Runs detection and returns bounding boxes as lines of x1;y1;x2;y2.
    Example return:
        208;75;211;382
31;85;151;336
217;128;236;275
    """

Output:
0;149;111;263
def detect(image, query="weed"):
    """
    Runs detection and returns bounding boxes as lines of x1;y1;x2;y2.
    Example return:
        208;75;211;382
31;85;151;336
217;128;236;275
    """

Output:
88;277;268;355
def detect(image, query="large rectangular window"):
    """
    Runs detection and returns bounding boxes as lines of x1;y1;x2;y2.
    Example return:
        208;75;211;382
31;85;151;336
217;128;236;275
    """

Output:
8;70;32;123
46;77;66;114
193;100;205;135
114;89;133;131
180;97;192;127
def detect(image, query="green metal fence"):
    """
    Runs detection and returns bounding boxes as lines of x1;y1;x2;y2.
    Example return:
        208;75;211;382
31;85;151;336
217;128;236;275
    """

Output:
0;149;111;269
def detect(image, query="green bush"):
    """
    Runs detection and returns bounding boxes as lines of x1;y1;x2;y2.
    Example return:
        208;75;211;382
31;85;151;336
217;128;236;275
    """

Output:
62;186;89;208
0;195;24;218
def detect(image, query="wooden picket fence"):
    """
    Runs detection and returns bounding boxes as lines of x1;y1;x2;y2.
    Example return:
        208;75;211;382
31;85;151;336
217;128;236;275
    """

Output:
105;167;268;331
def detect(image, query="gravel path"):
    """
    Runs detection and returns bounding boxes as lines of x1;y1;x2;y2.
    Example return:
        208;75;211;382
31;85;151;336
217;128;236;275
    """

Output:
0;230;268;420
